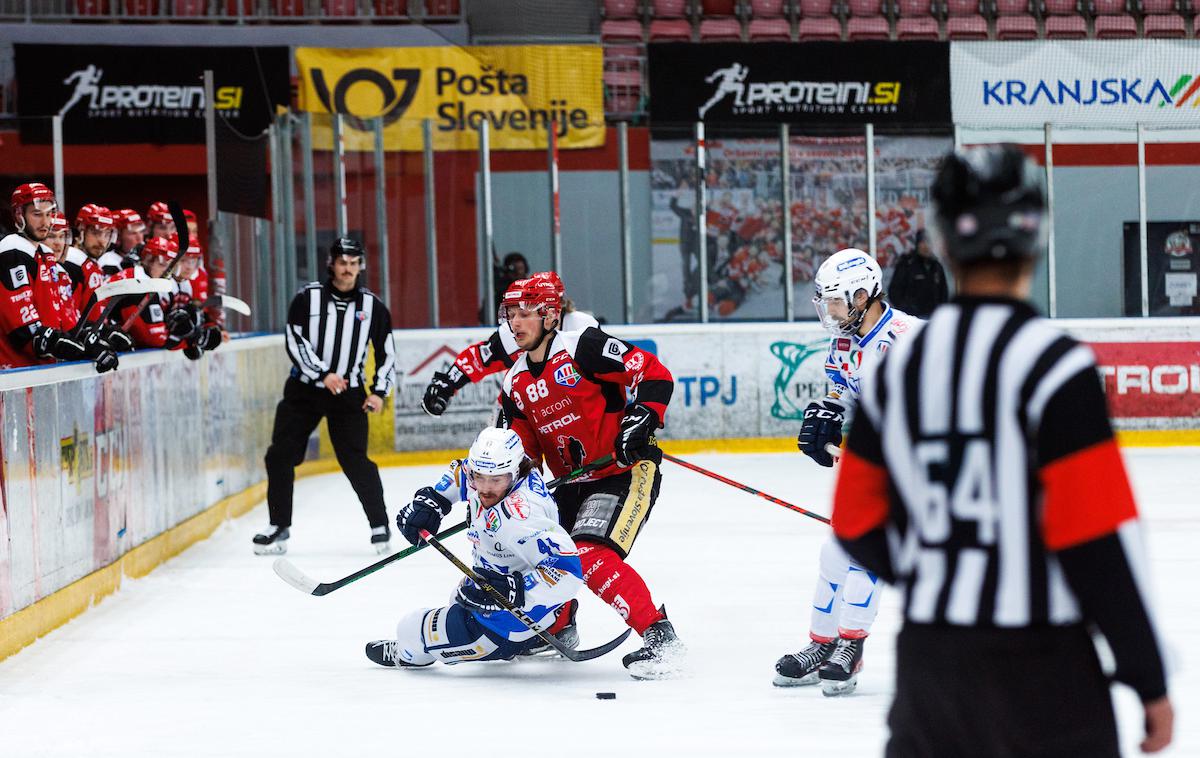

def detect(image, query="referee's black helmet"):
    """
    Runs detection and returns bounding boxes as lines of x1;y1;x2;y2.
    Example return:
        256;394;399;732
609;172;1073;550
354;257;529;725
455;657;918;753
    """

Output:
329;237;365;264
930;144;1046;266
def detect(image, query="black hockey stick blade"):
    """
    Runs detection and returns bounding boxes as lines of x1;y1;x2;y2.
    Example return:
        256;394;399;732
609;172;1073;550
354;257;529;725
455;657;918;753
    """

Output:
270;456;615;597
419;529;631;663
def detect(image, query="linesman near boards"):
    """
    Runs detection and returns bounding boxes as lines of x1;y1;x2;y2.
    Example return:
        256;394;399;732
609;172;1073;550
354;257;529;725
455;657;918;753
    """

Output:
254;238;398;556
831;145;1173;756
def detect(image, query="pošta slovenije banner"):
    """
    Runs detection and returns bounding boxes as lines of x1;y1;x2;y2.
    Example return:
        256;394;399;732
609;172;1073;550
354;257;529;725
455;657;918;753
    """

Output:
295;45;604;151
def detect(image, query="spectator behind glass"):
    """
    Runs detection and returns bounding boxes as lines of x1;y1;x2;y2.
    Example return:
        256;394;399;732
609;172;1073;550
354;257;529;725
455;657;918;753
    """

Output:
887;229;949;318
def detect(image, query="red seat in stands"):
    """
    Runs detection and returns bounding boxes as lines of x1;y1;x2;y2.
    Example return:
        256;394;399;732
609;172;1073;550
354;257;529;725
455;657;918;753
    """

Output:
945;0;988;38
749;16;794;36
602;19;646;40
1140;0;1187;37
700;17;744;38
74;0;110;15
846;0;890;38
994;0;1038;38
173;0;206;15
749;0;789;15
604;0;641;18
649;18;694;38
895;0;941;39
1091;0;1137;36
124;0;157;15
798;15;843;37
1042;0;1088;37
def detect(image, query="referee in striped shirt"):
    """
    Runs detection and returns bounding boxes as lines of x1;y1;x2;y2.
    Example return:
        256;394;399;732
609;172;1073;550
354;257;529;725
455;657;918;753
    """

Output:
832;145;1173;756
254;238;398;556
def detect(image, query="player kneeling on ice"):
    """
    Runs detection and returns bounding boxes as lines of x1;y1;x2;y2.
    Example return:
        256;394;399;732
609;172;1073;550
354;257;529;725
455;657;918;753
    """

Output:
365;428;583;668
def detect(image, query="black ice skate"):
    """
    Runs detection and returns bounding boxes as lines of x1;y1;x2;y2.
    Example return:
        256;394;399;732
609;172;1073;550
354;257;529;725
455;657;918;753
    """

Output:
622;606;686;680
370;526;391;555
818;636;865;696
364;640;432;669
252;525;289;556
518;599;580;658
773;640;838;687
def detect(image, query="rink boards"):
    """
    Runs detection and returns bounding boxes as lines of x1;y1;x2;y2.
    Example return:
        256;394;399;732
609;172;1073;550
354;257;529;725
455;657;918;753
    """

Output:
1;319;1198;660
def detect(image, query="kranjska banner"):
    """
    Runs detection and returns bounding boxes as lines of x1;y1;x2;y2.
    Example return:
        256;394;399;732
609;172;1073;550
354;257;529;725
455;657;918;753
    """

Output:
295;45;604;151
14;45;289;145
647;42;951;125
951;40;1200;127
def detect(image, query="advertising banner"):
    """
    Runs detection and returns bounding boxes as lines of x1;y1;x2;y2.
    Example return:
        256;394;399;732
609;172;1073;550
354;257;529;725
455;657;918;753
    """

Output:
295;45;604;151
951;40;1200;127
647;41;951;125
1123;221;1200;316
1092;341;1200;421
14;44;289;145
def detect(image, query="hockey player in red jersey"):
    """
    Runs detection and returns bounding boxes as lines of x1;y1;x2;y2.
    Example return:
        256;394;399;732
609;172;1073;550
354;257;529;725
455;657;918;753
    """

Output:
110;236;174;349
496;277;685;679
74;203;124;277
114;209;146;265
146;201;175;240
421;271;598;416
0;183;115;371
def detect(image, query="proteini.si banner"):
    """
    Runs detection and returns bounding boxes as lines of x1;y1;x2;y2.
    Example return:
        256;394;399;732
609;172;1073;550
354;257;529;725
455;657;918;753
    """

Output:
647;41;951;125
295;45;604;151
14;44;289;145
951;40;1200;127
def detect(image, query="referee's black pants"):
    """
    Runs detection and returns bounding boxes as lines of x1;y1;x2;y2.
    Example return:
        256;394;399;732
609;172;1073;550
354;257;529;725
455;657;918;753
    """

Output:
264;377;388;530
886;622;1119;758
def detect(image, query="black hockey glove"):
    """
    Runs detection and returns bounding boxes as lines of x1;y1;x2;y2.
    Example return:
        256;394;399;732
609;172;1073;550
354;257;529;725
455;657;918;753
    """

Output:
99;324;133;353
33;327;86;362
396;486;453;546
456;568;524;614
421;368;468;417
797;400;845;468
195;325;222;352
164;307;195;339
614;403;659;467
79;327;119;373
183;343;204;361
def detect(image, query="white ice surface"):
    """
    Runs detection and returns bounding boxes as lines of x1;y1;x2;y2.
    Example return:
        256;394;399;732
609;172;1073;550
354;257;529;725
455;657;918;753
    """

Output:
1;450;1197;757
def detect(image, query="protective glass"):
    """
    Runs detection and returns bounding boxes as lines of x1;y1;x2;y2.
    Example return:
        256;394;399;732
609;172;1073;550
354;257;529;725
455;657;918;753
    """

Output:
84;225;115;246
812;294;858;336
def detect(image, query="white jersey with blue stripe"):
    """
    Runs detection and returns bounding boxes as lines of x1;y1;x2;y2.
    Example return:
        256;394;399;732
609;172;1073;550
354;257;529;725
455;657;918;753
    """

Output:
822;304;921;412
430;461;583;642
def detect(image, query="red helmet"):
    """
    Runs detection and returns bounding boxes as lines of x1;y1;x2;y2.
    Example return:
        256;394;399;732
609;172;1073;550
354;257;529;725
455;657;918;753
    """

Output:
499;277;561;323
146;201;172;225
11;182;57;219
529;270;565;299
184;235;203;257
114;209;146;233
142;235;178;261
75;203;115;230
183;208;197;224
49;212;69;233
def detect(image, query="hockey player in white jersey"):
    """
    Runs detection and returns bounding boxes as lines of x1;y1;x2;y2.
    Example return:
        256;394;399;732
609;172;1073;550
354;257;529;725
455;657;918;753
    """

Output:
774;248;920;696
365;428;584;668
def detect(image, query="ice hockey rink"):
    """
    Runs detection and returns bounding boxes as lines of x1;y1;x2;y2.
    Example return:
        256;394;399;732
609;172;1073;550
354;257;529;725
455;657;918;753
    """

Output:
1;449;1196;757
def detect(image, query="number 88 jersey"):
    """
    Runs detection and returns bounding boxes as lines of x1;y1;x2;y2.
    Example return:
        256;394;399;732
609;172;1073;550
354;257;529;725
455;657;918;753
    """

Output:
501;326;673;482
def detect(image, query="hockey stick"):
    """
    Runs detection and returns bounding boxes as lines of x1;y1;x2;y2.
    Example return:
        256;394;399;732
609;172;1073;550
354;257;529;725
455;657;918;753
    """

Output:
200;294;251;317
419;528;632;663
70;278;174;340
120;200;190;332
661;452;831;525
272;455;615;596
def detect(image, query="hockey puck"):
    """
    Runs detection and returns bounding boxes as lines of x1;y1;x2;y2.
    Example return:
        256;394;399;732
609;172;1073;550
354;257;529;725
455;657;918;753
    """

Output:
595;692;616;700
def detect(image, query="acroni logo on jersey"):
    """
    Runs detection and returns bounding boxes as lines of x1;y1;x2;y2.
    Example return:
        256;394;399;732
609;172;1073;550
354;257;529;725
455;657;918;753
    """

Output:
483;508;501;533
553;364;582;388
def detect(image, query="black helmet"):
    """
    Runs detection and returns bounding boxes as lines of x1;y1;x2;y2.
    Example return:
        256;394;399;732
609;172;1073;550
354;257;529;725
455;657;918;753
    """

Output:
329;237;365;264
930;144;1046;265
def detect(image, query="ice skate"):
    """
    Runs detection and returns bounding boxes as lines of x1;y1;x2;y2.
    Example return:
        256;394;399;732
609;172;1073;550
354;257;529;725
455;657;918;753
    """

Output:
364;640;432;669
252;525;289;556
370;525;391;555
819;637;865;697
773;639;837;687
622;606;686;680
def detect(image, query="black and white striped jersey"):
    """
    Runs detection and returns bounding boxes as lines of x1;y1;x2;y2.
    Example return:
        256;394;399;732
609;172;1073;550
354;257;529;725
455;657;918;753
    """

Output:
832;295;1168;702
284;281;396;397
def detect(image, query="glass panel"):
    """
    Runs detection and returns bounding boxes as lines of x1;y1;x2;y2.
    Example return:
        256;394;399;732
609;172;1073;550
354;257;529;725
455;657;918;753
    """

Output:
788;133;868;321
1142;127;1200;317
647;123;700;323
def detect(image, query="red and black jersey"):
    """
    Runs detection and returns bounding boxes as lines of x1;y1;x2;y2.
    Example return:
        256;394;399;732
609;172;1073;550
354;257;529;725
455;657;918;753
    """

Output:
61;247;105;322
0;234;51;369
108;266;177;349
501;326;672;482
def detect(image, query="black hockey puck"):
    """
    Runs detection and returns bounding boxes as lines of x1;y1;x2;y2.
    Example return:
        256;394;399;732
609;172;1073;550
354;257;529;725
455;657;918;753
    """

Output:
596;692;616;700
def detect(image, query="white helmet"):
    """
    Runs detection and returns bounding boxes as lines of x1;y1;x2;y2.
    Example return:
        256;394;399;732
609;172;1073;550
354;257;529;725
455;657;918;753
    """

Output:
812;248;883;336
466;427;526;480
